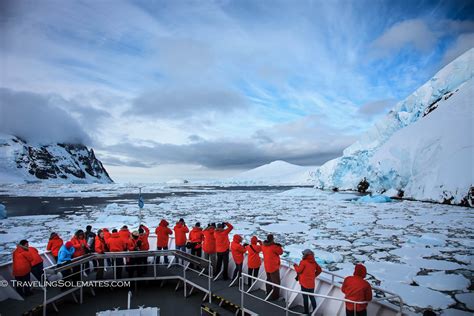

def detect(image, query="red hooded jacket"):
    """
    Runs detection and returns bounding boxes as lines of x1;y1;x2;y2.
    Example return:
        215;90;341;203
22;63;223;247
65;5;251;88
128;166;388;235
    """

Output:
95;236;107;254
70;235;88;258
246;236;262;269
12;246;33;277
47;234;63;257
189;227;204;249
107;232;127;252
341;264;372;311
293;254;322;289
230;235;246;264
173;222;189;247
139;225;150;250
215;223;233;253
29;246;43;266
119;228;130;248
261;241;283;273
155;220;173;248
102;228;111;242
202;227;216;254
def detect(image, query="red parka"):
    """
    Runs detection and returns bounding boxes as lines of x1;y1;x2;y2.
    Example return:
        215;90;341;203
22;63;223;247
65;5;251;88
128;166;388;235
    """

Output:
139;225;150;250
246;236;262;269
29;246;43;266
95;236;107;254
155;220;173;248
119;228;130;248
173;222;189;247
47;234;63;257
230;235;246;264
215;223;233;253
202;227;216;254
102;228;111;242
70;235;88;258
293;254;322;289
12;246;33;277
107;232;127;252
261;241;283;273
189;227;204;249
341;264;372;312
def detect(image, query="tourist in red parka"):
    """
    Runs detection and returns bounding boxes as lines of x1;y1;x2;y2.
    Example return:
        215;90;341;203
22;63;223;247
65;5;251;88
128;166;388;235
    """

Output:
29;246;44;282
47;232;63;261
71;230;89;258
246;236;262;286
102;228;111;242
119;226;131;249
230;234;247;281
155;219;172;264
138;224;150;250
261;234;283;300
203;223;217;270
341;264;372;316
173;218;189;253
214;222;233;280
189;222;204;257
107;229;126;278
293;249;322;314
12;240;33;296
95;229;108;280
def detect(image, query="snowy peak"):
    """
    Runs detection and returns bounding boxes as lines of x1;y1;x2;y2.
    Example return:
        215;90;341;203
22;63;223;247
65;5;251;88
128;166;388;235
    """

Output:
314;49;474;205
225;160;316;185
0;134;113;184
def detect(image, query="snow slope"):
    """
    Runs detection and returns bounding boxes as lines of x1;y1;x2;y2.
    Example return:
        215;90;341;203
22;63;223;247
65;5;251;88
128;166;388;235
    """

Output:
0;133;113;184
314;48;474;204
219;160;316;185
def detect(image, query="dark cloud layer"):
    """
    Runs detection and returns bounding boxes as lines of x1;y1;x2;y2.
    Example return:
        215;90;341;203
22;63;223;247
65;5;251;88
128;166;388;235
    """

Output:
103;139;342;169
0;88;91;144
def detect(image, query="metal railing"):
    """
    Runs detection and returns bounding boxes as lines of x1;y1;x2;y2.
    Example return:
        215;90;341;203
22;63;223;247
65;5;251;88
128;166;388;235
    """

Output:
239;272;404;316
41;249;212;316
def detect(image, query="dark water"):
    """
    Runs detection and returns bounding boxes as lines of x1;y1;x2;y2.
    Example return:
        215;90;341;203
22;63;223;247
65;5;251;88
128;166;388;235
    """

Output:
0;186;311;217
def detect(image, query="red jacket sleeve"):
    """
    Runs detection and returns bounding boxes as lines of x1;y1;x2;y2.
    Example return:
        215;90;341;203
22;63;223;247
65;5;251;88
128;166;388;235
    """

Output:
365;283;373;301
341;279;347;294
143;225;150;235
47;240;52;251
224;223;233;234
274;245;283;255
294;261;305;274
167;228;173;235
315;263;322;277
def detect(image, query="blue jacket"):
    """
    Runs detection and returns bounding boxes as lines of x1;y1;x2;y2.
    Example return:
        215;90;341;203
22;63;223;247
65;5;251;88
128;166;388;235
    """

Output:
57;245;75;264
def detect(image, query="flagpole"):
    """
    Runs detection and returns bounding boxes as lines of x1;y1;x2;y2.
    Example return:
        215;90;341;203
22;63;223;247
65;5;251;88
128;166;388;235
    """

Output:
138;187;142;226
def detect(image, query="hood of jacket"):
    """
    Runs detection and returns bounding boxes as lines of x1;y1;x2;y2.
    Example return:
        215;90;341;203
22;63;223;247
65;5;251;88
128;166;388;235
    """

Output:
110;232;121;238
263;240;274;246
250;236;258;245
304;254;316;264
160;219;169;227
233;234;242;243
354;263;367;278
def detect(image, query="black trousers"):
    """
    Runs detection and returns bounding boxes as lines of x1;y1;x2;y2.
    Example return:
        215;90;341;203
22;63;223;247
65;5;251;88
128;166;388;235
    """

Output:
191;247;202;269
302;286;317;314
15;273;31;296
157;246;169;264
215;250;229;280
232;263;243;280
31;262;44;282
247;267;259;286
346;309;367;316
265;270;280;300
96;258;104;280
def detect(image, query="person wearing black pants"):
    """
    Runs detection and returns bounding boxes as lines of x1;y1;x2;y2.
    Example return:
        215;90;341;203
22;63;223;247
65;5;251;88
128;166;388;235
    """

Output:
247;267;259;286
215;250;229;280
157;246;169;264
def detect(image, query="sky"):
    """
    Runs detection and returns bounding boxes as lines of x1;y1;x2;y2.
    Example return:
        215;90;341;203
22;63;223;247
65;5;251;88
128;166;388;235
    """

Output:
0;0;473;182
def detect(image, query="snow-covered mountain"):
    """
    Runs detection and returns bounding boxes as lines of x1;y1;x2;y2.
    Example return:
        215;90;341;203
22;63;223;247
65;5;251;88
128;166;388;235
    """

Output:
314;48;474;205
0;133;113;184
219;160;316;185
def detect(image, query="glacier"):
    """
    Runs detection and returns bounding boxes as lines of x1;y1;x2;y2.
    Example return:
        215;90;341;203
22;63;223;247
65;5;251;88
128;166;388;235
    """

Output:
314;48;474;205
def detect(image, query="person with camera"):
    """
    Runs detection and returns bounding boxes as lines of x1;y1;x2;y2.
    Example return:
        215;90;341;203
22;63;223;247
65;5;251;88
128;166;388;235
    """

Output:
155;219;173;264
341;264;372;316
230;234;247;281
246;236;262;286
203;223;217;272
127;231;143;278
293;249;322;315
214;222;233;280
261;234;283;300
94;229;108;280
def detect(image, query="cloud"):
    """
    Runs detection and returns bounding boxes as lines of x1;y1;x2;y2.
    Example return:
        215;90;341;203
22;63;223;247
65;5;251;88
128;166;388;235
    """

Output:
358;99;396;116
129;87;247;119
441;33;474;66
371;19;437;58
0;88;91;144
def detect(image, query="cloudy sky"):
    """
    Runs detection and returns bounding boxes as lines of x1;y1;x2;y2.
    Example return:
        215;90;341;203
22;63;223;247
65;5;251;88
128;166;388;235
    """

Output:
1;0;473;182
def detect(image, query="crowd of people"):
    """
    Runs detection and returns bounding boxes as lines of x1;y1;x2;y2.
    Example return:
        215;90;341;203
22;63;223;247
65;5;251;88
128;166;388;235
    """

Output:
12;218;373;316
